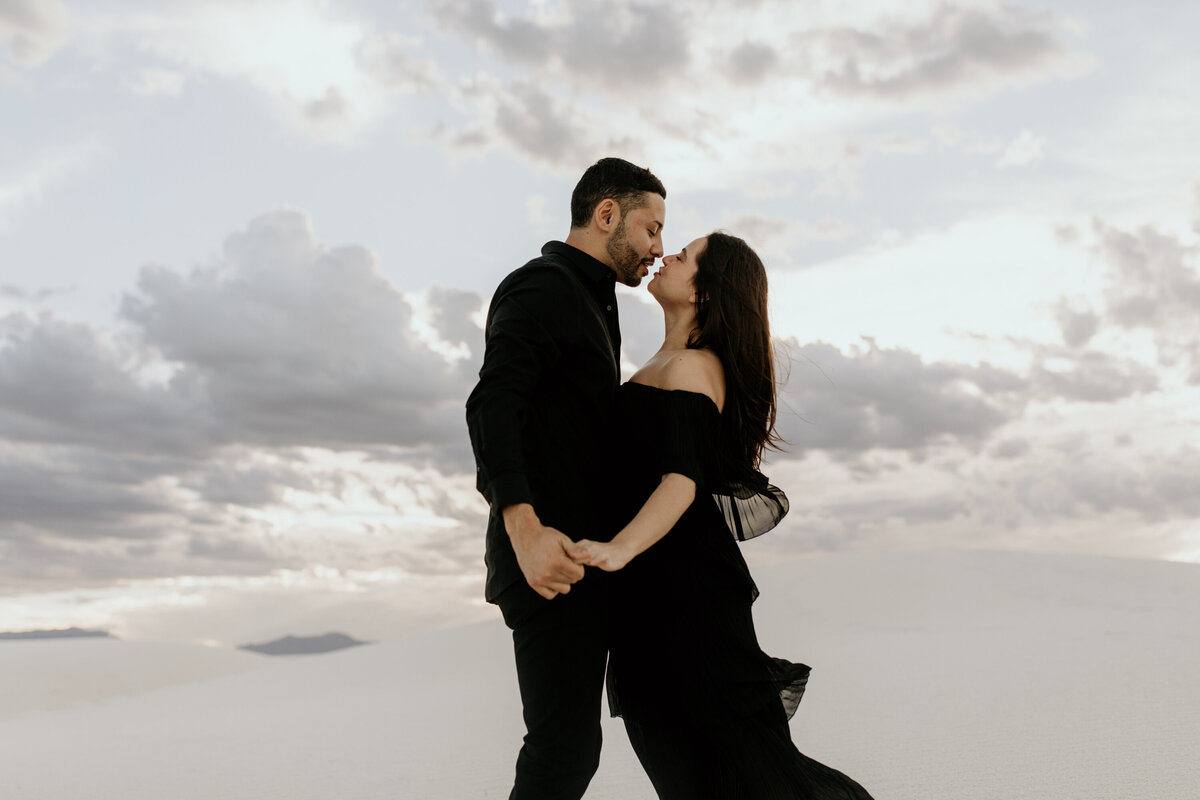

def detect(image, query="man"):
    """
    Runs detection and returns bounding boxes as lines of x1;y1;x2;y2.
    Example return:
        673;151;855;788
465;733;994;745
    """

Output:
466;157;666;800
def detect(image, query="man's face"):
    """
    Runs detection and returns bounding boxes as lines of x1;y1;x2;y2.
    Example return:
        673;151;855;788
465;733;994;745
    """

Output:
606;193;665;287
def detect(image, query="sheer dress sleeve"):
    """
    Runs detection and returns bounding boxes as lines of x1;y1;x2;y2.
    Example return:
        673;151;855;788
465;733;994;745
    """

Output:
711;465;789;542
658;389;789;542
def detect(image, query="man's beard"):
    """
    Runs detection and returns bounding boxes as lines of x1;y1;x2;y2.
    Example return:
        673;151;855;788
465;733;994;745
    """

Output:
606;216;643;287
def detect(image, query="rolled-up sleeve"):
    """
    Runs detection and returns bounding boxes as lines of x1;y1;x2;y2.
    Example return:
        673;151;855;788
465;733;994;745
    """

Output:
466;266;580;509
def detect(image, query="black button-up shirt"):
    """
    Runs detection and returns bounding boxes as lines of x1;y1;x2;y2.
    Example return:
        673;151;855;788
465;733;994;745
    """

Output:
466;241;621;601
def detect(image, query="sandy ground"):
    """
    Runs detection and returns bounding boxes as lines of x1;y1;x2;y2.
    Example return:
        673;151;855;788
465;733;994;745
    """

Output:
1;549;1197;799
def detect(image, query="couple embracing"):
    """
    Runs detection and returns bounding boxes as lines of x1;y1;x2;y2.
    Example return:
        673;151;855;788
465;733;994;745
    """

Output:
466;158;874;800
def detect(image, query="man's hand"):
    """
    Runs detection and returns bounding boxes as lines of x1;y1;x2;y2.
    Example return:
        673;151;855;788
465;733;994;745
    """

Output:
503;504;587;600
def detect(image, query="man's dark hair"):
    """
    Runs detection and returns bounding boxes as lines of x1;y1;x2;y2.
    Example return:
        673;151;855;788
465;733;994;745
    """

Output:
570;157;666;228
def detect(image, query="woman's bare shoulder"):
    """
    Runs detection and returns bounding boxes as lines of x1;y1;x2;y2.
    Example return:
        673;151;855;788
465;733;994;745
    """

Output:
660;349;725;409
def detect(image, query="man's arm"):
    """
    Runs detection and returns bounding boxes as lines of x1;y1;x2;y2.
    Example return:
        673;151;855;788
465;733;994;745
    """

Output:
466;266;586;599
502;503;587;598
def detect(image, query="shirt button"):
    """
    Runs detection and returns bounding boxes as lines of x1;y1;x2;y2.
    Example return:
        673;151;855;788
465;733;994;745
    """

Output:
606;305;613;311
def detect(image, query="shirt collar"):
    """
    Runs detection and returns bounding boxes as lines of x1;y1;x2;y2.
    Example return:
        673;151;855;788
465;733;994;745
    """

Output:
542;241;616;289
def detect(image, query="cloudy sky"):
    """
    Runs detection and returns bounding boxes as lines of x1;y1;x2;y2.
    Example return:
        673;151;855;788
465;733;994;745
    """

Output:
2;0;1198;646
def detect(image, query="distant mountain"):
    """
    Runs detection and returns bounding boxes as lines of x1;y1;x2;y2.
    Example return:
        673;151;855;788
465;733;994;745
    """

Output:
0;627;114;640
238;632;368;656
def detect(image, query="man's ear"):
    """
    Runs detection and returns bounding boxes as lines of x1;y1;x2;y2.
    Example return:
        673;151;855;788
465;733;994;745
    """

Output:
593;198;620;233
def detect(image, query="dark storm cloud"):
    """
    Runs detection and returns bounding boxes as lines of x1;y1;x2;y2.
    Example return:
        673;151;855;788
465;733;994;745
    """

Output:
728;41;780;85
1095;223;1200;327
1192;182;1200;235
631;302;1152;466
1090;221;1200;380
119;209;473;453
989;437;1030;460
1;284;64;302
0;442;329;549
429;0;689;85
779;339;1025;456
1029;349;1158;403
186;533;278;563
356;32;442;91
2;211;478;460
797;4;1076;99
304;86;350;125
439;77;597;166
0;313;208;454
490;81;591;165
1054;219;1200;383
0;446;172;530
0;209;486;585
187;458;320;507
1054;300;1100;348
996;444;1200;523
427;286;483;353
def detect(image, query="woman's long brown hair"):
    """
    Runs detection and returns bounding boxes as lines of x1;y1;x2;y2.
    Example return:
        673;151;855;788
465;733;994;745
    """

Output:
688;231;782;469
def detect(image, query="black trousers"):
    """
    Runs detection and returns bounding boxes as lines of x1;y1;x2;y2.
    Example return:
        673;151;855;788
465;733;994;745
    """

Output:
497;576;610;800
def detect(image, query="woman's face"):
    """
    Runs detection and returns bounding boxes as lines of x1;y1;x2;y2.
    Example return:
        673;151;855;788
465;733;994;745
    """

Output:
649;236;706;306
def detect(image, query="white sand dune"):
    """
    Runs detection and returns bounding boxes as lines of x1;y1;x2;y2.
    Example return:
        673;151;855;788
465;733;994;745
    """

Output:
0;639;268;720
1;550;1197;799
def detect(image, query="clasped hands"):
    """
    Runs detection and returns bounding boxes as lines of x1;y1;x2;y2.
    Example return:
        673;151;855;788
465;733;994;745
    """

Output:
504;504;632;600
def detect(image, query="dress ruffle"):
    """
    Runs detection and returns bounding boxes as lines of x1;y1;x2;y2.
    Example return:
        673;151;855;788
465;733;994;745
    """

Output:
712;467;789;542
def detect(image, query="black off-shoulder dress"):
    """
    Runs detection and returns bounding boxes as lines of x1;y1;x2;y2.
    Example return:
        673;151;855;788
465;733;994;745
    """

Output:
605;382;874;800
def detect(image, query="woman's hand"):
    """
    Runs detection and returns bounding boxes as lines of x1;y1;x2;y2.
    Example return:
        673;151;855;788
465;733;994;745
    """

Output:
574;539;635;572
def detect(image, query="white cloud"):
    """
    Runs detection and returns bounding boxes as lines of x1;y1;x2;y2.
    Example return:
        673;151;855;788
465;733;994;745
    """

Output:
0;139;106;230
729;212;852;247
0;0;69;67
90;1;442;140
126;66;185;96
769;214;1093;365
525;194;552;226
743;180;798;201
996;129;1045;167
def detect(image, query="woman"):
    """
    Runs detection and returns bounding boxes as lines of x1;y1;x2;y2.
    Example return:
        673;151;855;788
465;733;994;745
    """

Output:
577;232;874;799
